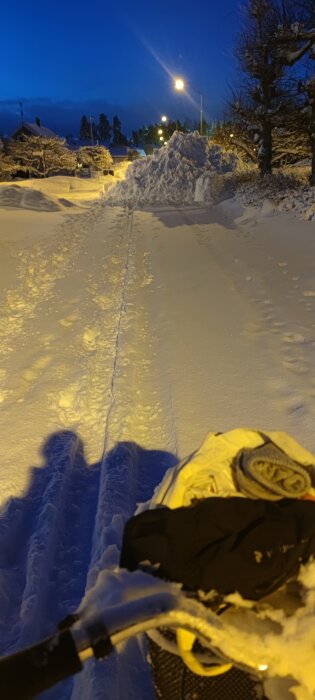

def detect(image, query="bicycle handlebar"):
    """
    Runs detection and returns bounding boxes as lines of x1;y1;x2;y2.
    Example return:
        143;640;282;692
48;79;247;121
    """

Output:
0;629;83;700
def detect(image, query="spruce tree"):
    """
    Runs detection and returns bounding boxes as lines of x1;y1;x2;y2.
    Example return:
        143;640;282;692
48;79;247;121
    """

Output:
79;115;90;141
98;114;111;142
112;116;128;145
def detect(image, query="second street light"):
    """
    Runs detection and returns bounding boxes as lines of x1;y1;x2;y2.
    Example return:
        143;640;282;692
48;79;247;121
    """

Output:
174;78;203;135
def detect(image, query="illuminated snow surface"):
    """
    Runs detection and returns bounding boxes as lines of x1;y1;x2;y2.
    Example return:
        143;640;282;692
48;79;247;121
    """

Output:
0;135;315;699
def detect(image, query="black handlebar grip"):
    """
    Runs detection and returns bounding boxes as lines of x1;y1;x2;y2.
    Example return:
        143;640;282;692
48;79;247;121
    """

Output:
0;630;83;699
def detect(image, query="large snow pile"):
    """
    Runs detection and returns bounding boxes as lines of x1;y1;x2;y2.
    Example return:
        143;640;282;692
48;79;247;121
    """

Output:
105;132;238;206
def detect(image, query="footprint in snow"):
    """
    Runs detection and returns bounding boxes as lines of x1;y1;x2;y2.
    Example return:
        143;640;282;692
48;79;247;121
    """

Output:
282;358;309;375
59;314;79;328
83;327;100;350
282;332;306;344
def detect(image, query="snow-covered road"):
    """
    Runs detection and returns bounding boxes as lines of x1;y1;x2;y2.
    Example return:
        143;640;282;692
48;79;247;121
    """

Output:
1;184;315;698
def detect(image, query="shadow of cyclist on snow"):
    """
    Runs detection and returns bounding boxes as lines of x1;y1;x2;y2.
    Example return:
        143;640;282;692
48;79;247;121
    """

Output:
0;431;177;656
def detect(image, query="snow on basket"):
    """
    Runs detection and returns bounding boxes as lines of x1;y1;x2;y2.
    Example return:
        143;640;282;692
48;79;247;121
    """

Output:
105;131;238;206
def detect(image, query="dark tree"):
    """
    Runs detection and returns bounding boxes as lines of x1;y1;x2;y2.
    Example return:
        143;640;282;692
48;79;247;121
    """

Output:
112;115;128;145
132;120;190;151
131;130;140;147
98;113;111;142
79;115;90;141
235;0;315;176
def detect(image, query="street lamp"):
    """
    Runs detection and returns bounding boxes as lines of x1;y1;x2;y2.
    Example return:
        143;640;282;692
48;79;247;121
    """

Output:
174;78;185;91
161;115;168;123
174;77;203;135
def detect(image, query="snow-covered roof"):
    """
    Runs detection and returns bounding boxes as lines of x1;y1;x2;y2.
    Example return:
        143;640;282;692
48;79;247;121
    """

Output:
12;122;58;139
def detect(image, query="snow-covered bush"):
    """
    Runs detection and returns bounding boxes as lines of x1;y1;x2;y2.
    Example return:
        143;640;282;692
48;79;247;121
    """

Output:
78;145;113;172
234;166;315;220
105;131;239;206
6;136;77;178
0;152;16;181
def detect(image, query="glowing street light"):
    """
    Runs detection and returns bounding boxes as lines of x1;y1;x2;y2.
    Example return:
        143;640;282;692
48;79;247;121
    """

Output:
161;115;168;123
158;128;163;135
174;77;204;135
159;136;164;141
174;78;185;91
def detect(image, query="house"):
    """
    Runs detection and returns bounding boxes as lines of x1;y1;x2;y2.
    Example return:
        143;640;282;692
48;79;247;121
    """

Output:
108;145;130;162
131;147;146;158
11;120;58;140
108;145;146;162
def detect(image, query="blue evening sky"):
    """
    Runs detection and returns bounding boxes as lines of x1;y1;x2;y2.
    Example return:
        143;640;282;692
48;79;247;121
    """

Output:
0;0;242;137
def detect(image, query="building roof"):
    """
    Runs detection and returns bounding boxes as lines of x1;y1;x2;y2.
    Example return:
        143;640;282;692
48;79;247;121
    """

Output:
12;122;58;139
108;145;130;157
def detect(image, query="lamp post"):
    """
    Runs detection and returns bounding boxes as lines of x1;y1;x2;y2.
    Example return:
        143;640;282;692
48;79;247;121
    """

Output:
174;78;203;135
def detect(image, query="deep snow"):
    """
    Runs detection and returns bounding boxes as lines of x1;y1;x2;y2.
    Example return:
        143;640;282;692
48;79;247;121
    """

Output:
0;136;315;699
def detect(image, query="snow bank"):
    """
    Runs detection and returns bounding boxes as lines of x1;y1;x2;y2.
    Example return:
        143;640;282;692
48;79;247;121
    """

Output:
105;132;238;206
0;184;61;211
234;168;315;222
0;175;107;212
